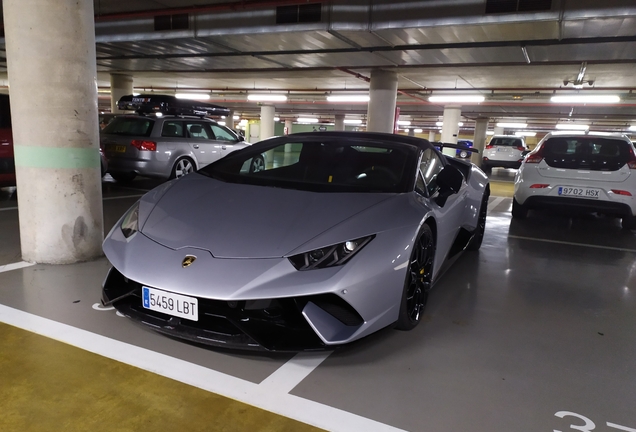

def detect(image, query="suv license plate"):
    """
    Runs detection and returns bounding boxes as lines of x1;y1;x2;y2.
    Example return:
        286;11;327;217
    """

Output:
558;187;600;199
142;286;198;321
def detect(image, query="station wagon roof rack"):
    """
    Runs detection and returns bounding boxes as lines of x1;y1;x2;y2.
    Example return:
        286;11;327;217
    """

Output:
117;94;231;118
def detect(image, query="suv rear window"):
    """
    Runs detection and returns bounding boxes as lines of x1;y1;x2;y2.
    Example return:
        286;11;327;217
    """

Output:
490;137;524;147
542;137;632;171
103;117;154;137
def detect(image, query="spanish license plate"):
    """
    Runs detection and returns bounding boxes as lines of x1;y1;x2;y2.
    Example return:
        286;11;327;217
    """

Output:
558;186;600;199
142;286;198;321
108;144;127;153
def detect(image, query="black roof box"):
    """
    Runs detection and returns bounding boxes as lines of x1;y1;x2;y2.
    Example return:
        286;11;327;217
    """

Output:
117;94;230;117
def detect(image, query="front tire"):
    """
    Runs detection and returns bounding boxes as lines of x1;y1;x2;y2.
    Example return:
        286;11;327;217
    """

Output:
170;157;195;179
395;224;435;331
249;155;265;173
467;188;489;251
512;198;529;219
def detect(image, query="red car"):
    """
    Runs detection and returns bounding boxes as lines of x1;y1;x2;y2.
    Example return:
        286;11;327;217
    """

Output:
0;95;15;187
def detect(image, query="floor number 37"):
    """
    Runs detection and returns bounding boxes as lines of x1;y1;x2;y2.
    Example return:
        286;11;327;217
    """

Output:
555;411;636;432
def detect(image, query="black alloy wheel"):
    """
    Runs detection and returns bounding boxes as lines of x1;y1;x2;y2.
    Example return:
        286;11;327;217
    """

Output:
396;224;435;331
467;188;490;251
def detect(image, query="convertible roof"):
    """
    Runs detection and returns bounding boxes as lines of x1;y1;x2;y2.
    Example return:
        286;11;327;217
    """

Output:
117;94;231;117
287;131;435;150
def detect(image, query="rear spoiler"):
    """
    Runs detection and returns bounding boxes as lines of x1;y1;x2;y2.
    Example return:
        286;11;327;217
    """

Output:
117;94;231;117
432;142;479;154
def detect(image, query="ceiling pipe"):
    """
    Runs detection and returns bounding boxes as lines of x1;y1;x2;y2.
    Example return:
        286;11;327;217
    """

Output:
336;67;431;104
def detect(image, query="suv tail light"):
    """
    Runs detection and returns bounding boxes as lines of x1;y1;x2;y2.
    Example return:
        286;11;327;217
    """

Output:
525;145;544;164
627;147;636;169
611;189;633;196
485;144;493;149
516;146;525;151
131;140;157;151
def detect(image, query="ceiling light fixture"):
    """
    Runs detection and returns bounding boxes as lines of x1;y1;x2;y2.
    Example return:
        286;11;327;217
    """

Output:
628;125;636;131
428;95;485;103
344;119;363;124
247;94;288;102
327;95;370;102
397;120;411;126
436;121;464;127
175;93;210;100
274;117;280;122
486;131;495;135
555;123;589;130
496;122;528;128
414;128;423;133
515;131;537;137
550;95;620;104
297;117;319;123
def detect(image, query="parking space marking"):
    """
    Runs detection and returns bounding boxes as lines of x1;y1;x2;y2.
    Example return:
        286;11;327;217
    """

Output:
0;304;406;432
259;351;332;394
102;194;144;201
488;197;506;214
0;206;17;211
508;235;636;253
0;261;35;273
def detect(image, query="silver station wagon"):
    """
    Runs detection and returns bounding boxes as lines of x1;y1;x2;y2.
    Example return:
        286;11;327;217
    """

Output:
101;115;259;182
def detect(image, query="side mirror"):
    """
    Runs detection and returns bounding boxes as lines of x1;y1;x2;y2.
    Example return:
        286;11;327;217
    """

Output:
435;165;464;207
522;150;531;156
237;135;245;142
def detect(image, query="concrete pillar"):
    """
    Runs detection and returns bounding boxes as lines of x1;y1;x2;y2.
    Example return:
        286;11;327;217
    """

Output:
260;105;275;141
428;131;436;142
441;106;461;156
407;129;414;137
494;126;504;135
4;0;104;263
334;114;345;131
367;70;398;133
284;120;293;135
226;110;235;130
110;74;133;113
472;118;490;167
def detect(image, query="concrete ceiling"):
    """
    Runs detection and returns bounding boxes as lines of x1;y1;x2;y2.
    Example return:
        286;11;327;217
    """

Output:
2;0;636;133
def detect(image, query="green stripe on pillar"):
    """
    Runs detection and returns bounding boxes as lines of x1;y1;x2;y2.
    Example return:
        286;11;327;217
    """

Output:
14;145;100;169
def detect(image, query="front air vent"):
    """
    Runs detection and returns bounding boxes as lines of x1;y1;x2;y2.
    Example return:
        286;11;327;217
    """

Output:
276;3;322;24
485;0;552;14
154;13;189;31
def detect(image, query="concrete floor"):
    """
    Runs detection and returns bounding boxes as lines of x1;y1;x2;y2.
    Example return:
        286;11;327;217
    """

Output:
1;171;635;432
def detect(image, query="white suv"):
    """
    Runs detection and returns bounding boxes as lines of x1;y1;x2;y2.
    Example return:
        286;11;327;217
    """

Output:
482;135;528;172
513;132;636;229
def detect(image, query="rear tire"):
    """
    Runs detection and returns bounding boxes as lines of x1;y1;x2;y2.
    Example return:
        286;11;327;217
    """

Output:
622;216;636;230
170;157;195;179
395;224;435;331
110;171;137;183
249;155;265;173
467;188;489;251
512;198;528;219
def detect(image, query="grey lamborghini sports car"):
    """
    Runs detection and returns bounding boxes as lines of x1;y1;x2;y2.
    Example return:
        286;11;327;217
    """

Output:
102;132;490;351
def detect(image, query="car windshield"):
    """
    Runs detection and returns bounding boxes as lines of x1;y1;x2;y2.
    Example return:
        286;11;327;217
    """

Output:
541;136;632;171
198;137;418;193
490;137;523;147
102;117;154;137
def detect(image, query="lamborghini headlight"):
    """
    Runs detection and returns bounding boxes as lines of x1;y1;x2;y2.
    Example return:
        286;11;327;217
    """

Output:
120;203;139;238
288;235;375;271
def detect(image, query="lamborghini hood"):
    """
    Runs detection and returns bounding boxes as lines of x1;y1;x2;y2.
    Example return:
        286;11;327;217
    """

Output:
141;173;393;258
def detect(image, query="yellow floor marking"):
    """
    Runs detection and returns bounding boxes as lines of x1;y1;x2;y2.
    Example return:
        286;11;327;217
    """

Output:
0;322;323;432
489;181;514;197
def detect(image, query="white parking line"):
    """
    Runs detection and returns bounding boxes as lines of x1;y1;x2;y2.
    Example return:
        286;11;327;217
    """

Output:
508;235;636;253
102;194;144;201
488;197;506;214
259;351;332;393
0;304;406;432
0;206;17;212
0;261;35;273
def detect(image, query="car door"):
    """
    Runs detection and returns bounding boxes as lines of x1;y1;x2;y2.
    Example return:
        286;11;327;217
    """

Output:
183;120;219;166
208;124;243;161
418;148;468;277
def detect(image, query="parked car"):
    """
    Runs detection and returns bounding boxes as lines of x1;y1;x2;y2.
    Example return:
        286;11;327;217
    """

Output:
456;140;474;158
101;131;490;351
482;135;528;172
101;114;259;182
513;132;636;229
